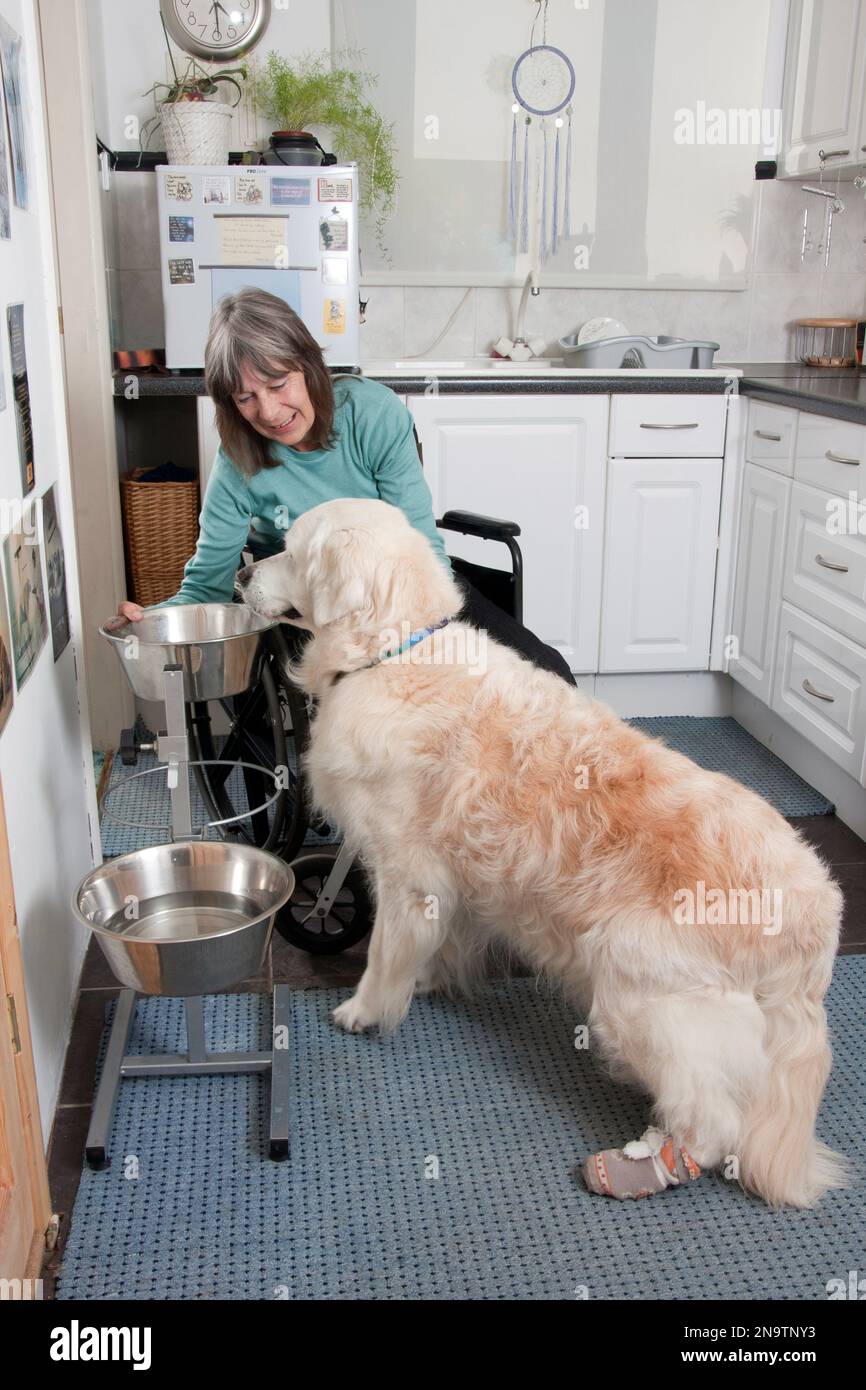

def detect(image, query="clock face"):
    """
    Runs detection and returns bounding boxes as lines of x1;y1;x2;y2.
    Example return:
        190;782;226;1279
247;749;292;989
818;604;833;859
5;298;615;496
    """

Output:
161;0;271;61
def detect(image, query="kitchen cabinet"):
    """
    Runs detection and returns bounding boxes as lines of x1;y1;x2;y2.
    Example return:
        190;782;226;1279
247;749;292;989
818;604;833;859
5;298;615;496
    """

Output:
599;458;723;672
729;463;791;703
410;395;608;672
779;0;866;177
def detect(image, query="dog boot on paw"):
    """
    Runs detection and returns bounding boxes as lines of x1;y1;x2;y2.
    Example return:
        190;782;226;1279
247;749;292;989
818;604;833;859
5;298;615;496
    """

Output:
582;1126;701;1200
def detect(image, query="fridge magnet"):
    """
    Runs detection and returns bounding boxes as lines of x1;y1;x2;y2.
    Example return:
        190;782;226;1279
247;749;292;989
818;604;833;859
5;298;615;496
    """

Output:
271;177;311;207
0;562;13;737
0;17;29;210
235;173;265;205
323;299;346;335
7;304;34;493
3;525;47;690
317;177;352;203
322;256;349;286
41;484;70;661
169;215;194;242
203;176;231;206
168;258;195;285
164;173;193;202
319;214;348;252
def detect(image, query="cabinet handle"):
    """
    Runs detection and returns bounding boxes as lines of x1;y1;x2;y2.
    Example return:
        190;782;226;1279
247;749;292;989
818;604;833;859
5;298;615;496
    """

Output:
802;678;835;702
815;553;849;573
639;421;699;430
825;450;861;466
818;147;850;161
754;429;782;442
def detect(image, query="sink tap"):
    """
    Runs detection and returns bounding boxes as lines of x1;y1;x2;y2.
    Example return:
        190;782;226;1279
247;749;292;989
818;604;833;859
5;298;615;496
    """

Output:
515;267;540;349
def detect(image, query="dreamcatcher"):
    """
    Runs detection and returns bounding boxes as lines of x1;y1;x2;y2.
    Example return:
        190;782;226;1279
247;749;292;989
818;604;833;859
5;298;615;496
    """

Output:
509;0;575;261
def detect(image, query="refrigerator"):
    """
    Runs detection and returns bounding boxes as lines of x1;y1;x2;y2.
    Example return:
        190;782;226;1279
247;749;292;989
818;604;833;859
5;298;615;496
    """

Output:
156;162;360;370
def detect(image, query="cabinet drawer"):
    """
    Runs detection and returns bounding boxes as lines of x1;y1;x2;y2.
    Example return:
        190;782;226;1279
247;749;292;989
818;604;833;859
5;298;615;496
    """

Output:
609;395;726;456
771;603;866;779
783;481;866;647
794;413;866;501
745;401;796;475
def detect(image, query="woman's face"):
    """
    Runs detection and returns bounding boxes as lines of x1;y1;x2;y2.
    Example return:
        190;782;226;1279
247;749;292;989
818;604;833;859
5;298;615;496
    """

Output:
232;361;316;450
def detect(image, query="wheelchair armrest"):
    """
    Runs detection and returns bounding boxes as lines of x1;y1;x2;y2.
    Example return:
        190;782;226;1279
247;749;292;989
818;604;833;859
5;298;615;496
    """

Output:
436;509;521;542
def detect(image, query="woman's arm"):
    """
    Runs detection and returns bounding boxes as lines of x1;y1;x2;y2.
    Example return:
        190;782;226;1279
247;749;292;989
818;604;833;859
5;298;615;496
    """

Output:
156;452;253;607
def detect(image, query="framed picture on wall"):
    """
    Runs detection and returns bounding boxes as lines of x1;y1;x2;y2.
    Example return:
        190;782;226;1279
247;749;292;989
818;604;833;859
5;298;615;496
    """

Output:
0;17;29;211
40;485;70;660
3;522;47;690
0;562;13;736
7;303;34;492
0;49;9;239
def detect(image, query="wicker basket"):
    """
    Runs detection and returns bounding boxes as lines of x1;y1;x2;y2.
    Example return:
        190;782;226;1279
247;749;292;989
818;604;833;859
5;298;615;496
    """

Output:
121;468;200;607
159;100;234;165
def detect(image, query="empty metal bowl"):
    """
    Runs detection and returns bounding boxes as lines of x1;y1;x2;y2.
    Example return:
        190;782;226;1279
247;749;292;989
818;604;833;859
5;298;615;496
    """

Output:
73;841;295;996
99;603;276;702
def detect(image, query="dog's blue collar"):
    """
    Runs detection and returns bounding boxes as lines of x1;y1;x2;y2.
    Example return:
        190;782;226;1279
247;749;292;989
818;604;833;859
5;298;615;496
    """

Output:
330;617;451;687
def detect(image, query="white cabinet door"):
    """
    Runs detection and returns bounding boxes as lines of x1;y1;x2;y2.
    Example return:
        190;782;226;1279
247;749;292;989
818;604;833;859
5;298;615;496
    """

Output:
729;464;791;703
410;395;608;672
600;458;723;672
780;0;866;176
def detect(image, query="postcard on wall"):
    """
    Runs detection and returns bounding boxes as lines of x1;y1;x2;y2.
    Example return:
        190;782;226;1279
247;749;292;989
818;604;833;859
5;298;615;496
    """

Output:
0;562;13;737
319;215;348;252
168;257;195;285
41;485;70;661
235;173;265;205
271;177;310;207
202;176;231;206
3;526;47;690
0;67;9;238
169;215;194;242
323;299;346;335
7;304;34;493
164;173;193;202
317;177;352;203
0;18;29;210
216;215;289;267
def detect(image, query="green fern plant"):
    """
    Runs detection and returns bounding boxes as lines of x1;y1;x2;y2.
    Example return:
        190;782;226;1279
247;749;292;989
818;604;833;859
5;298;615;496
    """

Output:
250;49;399;257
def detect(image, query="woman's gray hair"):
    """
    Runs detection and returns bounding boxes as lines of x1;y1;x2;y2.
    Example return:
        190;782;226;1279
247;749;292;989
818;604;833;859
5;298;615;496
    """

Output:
204;287;336;476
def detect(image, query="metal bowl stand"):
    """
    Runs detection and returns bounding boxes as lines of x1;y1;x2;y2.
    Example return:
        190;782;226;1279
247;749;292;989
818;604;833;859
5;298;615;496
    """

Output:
87;663;292;1169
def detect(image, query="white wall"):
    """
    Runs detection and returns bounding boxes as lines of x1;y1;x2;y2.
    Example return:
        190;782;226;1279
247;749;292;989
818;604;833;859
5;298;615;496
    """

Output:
0;0;99;1143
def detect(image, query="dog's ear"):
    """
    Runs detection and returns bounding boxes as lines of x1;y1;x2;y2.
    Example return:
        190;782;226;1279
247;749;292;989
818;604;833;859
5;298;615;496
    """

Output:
305;525;372;627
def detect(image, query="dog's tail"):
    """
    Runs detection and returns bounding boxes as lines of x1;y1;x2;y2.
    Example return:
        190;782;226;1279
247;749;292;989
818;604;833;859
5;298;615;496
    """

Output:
739;936;848;1208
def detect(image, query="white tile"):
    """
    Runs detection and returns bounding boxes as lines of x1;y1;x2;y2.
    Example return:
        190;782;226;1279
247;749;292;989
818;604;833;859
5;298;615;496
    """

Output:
747;272;822;360
404;287;476;359
359;286;404;362
818;272;866;319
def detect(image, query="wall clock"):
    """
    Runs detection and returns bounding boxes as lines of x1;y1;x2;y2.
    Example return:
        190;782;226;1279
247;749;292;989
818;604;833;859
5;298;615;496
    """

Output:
159;0;271;62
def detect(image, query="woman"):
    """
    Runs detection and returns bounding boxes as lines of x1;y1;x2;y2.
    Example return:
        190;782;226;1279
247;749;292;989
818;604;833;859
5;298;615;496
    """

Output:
113;288;574;686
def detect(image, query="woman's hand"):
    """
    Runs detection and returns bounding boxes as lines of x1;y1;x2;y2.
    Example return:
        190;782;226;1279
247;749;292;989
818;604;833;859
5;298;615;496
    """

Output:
104;600;144;629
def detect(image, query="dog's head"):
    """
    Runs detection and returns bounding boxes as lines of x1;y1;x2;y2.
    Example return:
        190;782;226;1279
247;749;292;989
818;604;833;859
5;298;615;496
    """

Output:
237;498;462;635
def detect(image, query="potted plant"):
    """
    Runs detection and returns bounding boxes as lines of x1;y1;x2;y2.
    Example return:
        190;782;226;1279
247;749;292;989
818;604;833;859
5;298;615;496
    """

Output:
140;17;247;165
250;49;399;255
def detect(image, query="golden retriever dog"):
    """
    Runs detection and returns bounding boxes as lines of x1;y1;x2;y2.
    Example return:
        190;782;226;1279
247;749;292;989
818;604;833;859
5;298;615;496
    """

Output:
238;497;846;1208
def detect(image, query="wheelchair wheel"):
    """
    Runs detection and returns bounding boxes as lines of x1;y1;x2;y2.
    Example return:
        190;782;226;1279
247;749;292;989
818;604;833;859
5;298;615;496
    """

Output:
274;849;373;954
187;626;311;860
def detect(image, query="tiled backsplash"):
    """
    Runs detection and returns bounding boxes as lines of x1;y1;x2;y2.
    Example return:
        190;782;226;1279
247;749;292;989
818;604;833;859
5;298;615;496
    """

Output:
104;175;866;364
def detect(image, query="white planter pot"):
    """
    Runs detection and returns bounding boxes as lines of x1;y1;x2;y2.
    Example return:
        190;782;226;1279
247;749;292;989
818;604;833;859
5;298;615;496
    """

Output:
159;101;234;165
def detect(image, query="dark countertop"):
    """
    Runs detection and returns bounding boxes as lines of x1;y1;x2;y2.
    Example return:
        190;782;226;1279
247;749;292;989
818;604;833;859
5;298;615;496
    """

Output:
111;361;866;424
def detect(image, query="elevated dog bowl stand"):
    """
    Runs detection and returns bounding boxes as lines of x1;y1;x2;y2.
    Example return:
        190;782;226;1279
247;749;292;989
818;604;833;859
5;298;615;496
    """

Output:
85;662;292;1169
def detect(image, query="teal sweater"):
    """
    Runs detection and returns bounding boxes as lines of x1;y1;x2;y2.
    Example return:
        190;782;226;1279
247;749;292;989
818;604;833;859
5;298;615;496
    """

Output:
159;376;450;607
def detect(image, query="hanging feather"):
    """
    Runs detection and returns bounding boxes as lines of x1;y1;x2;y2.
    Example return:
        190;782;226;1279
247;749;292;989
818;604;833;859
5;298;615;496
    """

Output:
541;119;549;263
519;116;530;253
551;120;561;255
562;106;573;239
508;107;518;244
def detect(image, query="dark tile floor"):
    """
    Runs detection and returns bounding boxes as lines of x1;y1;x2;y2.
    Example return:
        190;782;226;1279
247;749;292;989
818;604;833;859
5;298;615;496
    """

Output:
40;812;866;1297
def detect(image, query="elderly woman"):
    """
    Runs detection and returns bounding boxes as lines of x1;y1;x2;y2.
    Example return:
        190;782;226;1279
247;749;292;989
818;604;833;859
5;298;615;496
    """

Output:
113;288;574;685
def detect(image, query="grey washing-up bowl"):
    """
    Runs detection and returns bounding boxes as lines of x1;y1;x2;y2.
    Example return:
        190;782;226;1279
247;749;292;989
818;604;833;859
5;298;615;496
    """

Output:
99;603;277;703
73;841;295;996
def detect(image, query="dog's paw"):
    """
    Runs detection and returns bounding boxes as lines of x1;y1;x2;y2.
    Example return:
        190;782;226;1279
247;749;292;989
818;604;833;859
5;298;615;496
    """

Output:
332;995;378;1034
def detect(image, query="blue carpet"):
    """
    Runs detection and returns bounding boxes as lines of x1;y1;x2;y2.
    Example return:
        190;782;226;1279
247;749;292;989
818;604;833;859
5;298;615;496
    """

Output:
55;958;865;1301
627;716;833;816
99;718;832;858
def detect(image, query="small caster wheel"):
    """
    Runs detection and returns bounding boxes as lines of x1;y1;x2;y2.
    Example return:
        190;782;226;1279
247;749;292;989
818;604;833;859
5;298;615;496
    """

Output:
269;1139;289;1161
275;849;372;955
85;1146;110;1170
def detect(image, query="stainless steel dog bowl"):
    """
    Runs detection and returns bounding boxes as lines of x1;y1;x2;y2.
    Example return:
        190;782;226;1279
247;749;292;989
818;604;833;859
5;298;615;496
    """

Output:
99;603;276;702
73;842;294;996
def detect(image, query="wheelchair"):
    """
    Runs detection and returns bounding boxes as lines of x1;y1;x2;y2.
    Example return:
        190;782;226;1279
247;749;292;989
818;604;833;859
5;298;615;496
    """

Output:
121;509;523;956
